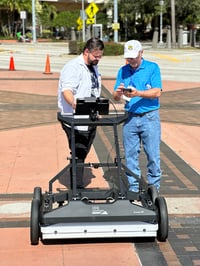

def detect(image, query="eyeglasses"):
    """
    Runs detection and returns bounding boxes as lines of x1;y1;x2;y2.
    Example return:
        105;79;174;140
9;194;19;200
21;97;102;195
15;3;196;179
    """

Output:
86;48;103;59
89;52;102;59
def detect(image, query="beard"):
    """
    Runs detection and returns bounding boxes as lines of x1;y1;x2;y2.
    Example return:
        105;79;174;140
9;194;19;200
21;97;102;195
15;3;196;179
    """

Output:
90;60;98;65
87;54;99;66
88;58;99;65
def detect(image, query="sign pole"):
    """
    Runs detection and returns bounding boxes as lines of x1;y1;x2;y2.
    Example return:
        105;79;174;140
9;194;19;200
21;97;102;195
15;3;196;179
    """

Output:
82;0;85;42
159;0;164;44
32;0;37;43
171;0;176;48
20;11;26;38
114;0;118;43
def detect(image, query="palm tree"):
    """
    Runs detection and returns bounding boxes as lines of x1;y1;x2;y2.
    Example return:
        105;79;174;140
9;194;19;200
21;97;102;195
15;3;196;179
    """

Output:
0;0;33;37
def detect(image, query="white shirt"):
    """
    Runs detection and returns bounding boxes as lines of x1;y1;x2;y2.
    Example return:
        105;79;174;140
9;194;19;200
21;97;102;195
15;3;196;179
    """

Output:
58;54;101;115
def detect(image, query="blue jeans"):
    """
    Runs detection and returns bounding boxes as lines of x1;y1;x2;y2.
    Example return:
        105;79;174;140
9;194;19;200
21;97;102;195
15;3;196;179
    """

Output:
123;110;161;192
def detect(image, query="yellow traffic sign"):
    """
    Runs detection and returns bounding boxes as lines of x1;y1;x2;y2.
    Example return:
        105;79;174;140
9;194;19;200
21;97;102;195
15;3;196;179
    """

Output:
112;23;120;30
76;16;83;26
86;18;95;25
85;3;99;19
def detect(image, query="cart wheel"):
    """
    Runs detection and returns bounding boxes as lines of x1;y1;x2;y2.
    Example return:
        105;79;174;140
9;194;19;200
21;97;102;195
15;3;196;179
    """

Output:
148;185;159;204
33;187;42;203
155;197;169;242
30;199;40;245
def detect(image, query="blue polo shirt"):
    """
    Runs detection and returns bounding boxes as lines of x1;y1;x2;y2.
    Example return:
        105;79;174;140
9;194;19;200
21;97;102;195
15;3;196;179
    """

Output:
114;58;162;114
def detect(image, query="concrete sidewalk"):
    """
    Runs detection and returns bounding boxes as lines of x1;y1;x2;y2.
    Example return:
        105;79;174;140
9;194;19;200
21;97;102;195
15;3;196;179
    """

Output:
0;70;200;266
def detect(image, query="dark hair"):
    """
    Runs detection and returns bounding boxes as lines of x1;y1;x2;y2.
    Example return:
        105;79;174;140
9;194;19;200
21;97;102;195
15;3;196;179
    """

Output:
83;37;104;52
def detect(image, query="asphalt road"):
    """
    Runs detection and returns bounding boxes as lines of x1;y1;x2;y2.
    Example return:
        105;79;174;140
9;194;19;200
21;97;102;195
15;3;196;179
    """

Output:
0;42;200;82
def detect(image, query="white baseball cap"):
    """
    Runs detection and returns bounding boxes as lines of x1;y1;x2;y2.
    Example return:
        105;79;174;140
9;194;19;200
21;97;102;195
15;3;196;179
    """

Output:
124;40;142;59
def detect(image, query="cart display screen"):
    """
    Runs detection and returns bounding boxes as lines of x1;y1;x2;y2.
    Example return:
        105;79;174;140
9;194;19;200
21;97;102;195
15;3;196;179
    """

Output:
75;97;109;116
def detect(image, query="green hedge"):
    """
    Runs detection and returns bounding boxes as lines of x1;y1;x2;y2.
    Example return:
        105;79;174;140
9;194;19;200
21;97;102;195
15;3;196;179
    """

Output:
69;41;124;55
104;42;124;55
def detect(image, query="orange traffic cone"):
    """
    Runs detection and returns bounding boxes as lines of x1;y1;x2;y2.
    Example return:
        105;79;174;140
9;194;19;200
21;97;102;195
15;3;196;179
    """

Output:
43;54;52;74
9;53;15;71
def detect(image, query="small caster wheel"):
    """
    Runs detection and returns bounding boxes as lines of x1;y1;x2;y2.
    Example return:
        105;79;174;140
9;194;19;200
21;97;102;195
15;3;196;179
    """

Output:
33;187;42;203
30;199;40;245
155;196;169;242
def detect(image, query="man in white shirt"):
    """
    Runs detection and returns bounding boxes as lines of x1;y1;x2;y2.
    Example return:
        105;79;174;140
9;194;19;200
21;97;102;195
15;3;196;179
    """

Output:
58;37;104;188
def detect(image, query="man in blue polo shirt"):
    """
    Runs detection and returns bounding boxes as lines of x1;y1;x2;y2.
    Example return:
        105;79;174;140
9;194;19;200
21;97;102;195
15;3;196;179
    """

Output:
113;40;162;193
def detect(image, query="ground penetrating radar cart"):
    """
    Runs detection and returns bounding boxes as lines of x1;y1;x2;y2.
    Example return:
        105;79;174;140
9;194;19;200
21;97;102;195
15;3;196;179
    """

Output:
30;97;168;245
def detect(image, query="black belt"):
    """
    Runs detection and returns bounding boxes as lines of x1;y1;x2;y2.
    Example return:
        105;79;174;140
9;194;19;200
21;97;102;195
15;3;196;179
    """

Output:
128;110;156;117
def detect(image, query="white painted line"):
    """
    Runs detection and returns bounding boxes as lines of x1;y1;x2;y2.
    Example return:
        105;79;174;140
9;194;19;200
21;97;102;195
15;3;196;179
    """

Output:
165;197;200;215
